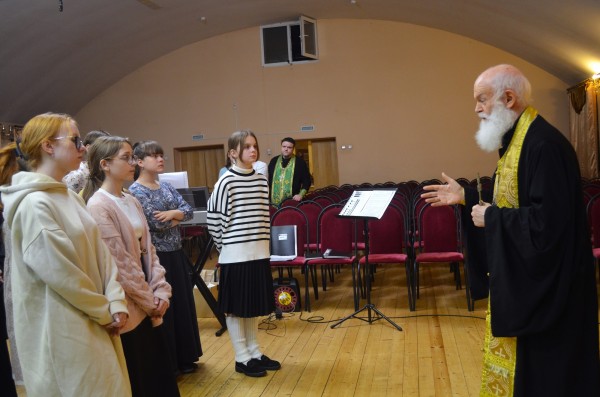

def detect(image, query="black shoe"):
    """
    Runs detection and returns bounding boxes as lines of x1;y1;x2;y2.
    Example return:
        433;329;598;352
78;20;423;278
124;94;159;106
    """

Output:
235;359;267;377
258;355;281;371
180;362;198;374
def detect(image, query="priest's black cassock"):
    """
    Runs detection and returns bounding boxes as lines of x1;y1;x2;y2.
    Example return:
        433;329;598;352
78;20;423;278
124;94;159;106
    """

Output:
462;113;600;396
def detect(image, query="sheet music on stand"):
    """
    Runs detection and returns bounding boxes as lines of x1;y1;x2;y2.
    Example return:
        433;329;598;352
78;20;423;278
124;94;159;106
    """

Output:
339;189;396;219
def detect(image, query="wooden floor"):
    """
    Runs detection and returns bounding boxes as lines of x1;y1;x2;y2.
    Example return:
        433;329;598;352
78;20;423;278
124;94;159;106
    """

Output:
178;262;488;397
16;259;598;397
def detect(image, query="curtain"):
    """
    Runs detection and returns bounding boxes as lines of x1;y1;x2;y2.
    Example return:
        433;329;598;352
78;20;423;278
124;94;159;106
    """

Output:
568;80;599;179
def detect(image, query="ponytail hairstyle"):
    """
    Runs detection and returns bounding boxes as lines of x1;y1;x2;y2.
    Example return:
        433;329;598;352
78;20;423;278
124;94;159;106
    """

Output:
81;136;131;203
0;142;30;210
228;130;259;166
19;112;77;170
0;143;19;187
132;140;164;180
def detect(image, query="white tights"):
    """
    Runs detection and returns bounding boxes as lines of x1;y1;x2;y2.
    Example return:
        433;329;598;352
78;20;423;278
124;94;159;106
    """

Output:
225;316;262;364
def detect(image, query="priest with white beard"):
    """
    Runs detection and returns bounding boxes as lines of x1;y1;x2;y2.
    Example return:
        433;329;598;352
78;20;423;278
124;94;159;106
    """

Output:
422;64;599;397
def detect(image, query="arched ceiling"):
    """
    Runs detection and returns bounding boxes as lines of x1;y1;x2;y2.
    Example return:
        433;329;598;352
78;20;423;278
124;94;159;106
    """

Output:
2;0;599;124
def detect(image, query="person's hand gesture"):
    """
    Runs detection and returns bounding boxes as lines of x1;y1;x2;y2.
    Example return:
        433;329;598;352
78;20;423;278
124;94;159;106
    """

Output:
153;210;181;226
151;297;169;318
421;172;464;206
104;312;128;336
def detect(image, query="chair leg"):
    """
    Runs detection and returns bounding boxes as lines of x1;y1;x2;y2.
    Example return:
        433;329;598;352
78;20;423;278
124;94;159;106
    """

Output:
414;261;420;299
328;266;335;282
321;266;327;291
454;262;462;290
303;264;311;312
405;261;415;311
310;265;319;300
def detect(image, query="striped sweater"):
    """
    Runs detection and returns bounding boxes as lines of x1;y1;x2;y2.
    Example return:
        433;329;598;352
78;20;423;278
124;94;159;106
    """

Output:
207;164;270;264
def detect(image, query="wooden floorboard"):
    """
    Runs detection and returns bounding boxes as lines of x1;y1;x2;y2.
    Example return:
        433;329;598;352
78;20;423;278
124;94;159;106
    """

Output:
15;260;600;396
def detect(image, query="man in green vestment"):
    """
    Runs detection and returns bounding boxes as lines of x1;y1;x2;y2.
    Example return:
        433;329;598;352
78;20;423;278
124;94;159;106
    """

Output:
422;64;599;396
268;137;311;206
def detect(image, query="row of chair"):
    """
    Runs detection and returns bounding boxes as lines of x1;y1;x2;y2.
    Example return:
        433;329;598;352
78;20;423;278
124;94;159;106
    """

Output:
270;193;472;313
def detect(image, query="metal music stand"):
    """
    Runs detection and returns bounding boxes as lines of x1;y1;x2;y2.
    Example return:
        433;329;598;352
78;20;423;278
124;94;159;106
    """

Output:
331;189;402;331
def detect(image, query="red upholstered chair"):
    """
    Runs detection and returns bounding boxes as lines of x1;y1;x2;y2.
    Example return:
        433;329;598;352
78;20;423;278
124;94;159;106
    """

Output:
413;202;473;310
358;203;414;310
305;203;358;310
270;206;314;311
586;193;600;279
296;200;323;253
280;197;299;207
583;183;600;208
269;204;279;219
312;195;335;208
333;188;352;201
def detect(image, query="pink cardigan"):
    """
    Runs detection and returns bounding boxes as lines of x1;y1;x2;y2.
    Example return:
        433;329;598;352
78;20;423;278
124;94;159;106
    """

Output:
87;191;171;333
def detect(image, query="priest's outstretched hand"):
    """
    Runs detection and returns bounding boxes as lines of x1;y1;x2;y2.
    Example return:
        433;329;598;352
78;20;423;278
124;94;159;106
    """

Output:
421;172;464;206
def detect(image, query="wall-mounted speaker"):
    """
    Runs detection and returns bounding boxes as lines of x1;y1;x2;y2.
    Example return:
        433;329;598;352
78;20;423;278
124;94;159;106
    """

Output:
273;277;301;312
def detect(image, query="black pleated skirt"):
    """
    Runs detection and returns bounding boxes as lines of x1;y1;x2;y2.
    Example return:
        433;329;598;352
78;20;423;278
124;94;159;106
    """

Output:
121;318;180;397
157;250;202;370
218;258;274;318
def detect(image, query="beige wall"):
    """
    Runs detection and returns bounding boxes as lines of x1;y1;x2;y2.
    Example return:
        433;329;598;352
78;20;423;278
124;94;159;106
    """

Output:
76;19;569;185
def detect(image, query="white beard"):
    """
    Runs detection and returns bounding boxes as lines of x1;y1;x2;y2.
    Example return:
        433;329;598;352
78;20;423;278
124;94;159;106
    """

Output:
475;101;519;152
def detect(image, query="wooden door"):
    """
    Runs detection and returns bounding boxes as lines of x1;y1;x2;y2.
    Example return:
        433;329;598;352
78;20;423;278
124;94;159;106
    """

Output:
173;145;224;190
296;138;338;190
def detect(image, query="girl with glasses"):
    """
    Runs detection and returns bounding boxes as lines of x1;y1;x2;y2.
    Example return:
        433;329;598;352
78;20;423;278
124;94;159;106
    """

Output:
82;136;180;397
0;113;131;396
129;140;202;376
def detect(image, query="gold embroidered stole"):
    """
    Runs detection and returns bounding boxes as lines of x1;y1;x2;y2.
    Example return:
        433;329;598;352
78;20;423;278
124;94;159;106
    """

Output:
480;107;537;397
271;156;296;205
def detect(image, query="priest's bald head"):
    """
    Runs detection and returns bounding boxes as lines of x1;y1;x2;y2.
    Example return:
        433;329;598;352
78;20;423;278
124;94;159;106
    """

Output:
473;64;532;152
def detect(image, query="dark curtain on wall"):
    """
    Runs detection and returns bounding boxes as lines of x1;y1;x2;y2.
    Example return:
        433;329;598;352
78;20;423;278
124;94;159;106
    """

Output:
568;79;600;179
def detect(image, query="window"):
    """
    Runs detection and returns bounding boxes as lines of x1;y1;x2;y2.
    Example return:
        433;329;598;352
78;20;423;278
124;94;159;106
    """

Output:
261;16;318;66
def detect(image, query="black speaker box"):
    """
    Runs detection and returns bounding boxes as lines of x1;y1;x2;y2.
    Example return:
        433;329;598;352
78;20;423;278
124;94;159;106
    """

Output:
273;277;301;312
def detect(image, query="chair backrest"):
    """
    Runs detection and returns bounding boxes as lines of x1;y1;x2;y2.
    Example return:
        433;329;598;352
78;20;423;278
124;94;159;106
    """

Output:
296;200;322;247
586;193;600;248
334;189;353;201
583;184;600;207
417;203;461;253
269;204;279;219
271;206;308;256
456;177;470;187
410;195;429;237
323;191;341;203
317;203;354;253
280;197;299;207
312;195;336;208
368;203;407;254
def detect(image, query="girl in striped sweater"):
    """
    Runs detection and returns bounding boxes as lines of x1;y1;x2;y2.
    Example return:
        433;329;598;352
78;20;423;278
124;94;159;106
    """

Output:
207;130;280;377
